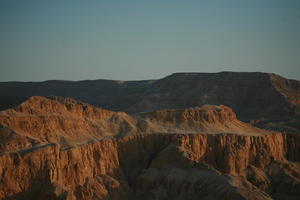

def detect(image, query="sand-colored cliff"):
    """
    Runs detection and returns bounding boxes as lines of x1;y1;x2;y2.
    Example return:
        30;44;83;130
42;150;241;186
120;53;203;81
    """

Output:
0;96;299;200
0;133;299;199
137;105;266;135
0;96;269;153
0;96;136;153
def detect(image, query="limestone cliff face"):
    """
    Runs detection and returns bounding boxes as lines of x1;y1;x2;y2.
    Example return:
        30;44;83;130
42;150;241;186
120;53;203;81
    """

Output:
0;96;299;200
138;105;237;125
0;96;269;153
0;133;299;200
0;138;126;200
0;96;137;153
137;105;266;135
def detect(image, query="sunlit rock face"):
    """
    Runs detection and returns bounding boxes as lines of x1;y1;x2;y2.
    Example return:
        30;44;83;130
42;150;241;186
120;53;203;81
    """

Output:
0;96;299;200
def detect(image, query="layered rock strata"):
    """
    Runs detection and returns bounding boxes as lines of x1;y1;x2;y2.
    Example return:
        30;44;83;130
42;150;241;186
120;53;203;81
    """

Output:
0;133;299;200
0;96;299;200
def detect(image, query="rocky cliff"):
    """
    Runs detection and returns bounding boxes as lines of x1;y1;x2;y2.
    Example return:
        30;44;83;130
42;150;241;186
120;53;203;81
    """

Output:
0;96;269;153
0;96;299;200
0;96;137;153
137;105;266;135
0;133;299;200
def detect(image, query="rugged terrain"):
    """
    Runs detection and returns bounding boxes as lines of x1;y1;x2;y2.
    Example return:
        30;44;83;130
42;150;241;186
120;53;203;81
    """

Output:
0;96;267;153
1;72;300;132
0;96;300;200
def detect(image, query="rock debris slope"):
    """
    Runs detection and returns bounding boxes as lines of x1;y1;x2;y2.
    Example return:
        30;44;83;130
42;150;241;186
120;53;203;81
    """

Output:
0;96;299;200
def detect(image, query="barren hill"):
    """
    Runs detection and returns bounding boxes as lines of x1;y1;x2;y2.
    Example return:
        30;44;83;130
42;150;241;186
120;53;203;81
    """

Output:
1;72;299;133
0;96;268;153
0;96;136;153
137;105;266;135
0;72;299;119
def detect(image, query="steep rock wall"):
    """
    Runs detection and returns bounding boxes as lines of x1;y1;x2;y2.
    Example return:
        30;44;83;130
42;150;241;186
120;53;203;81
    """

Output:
0;133;299;200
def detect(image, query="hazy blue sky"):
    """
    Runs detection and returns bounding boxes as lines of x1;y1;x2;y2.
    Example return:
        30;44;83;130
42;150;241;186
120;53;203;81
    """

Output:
1;0;300;81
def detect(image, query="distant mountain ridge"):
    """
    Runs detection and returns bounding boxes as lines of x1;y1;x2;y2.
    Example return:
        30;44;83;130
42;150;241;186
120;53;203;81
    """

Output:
0;72;299;132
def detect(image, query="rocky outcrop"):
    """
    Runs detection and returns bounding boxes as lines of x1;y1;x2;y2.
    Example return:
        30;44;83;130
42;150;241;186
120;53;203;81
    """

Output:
0;96;270;153
0;96;137;153
0;138;126;200
0;133;299;200
0;95;299;200
137;105;266;135
139;105;237;123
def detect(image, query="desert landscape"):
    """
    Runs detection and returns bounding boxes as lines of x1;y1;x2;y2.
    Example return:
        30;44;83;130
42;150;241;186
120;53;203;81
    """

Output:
0;72;299;200
1;1;299;199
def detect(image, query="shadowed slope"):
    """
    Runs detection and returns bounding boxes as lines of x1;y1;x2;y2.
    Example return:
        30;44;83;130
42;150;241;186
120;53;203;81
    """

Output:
0;72;299;119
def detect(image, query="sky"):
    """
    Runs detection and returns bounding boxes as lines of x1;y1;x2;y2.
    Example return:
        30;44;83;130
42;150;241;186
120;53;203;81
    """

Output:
0;0;300;81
